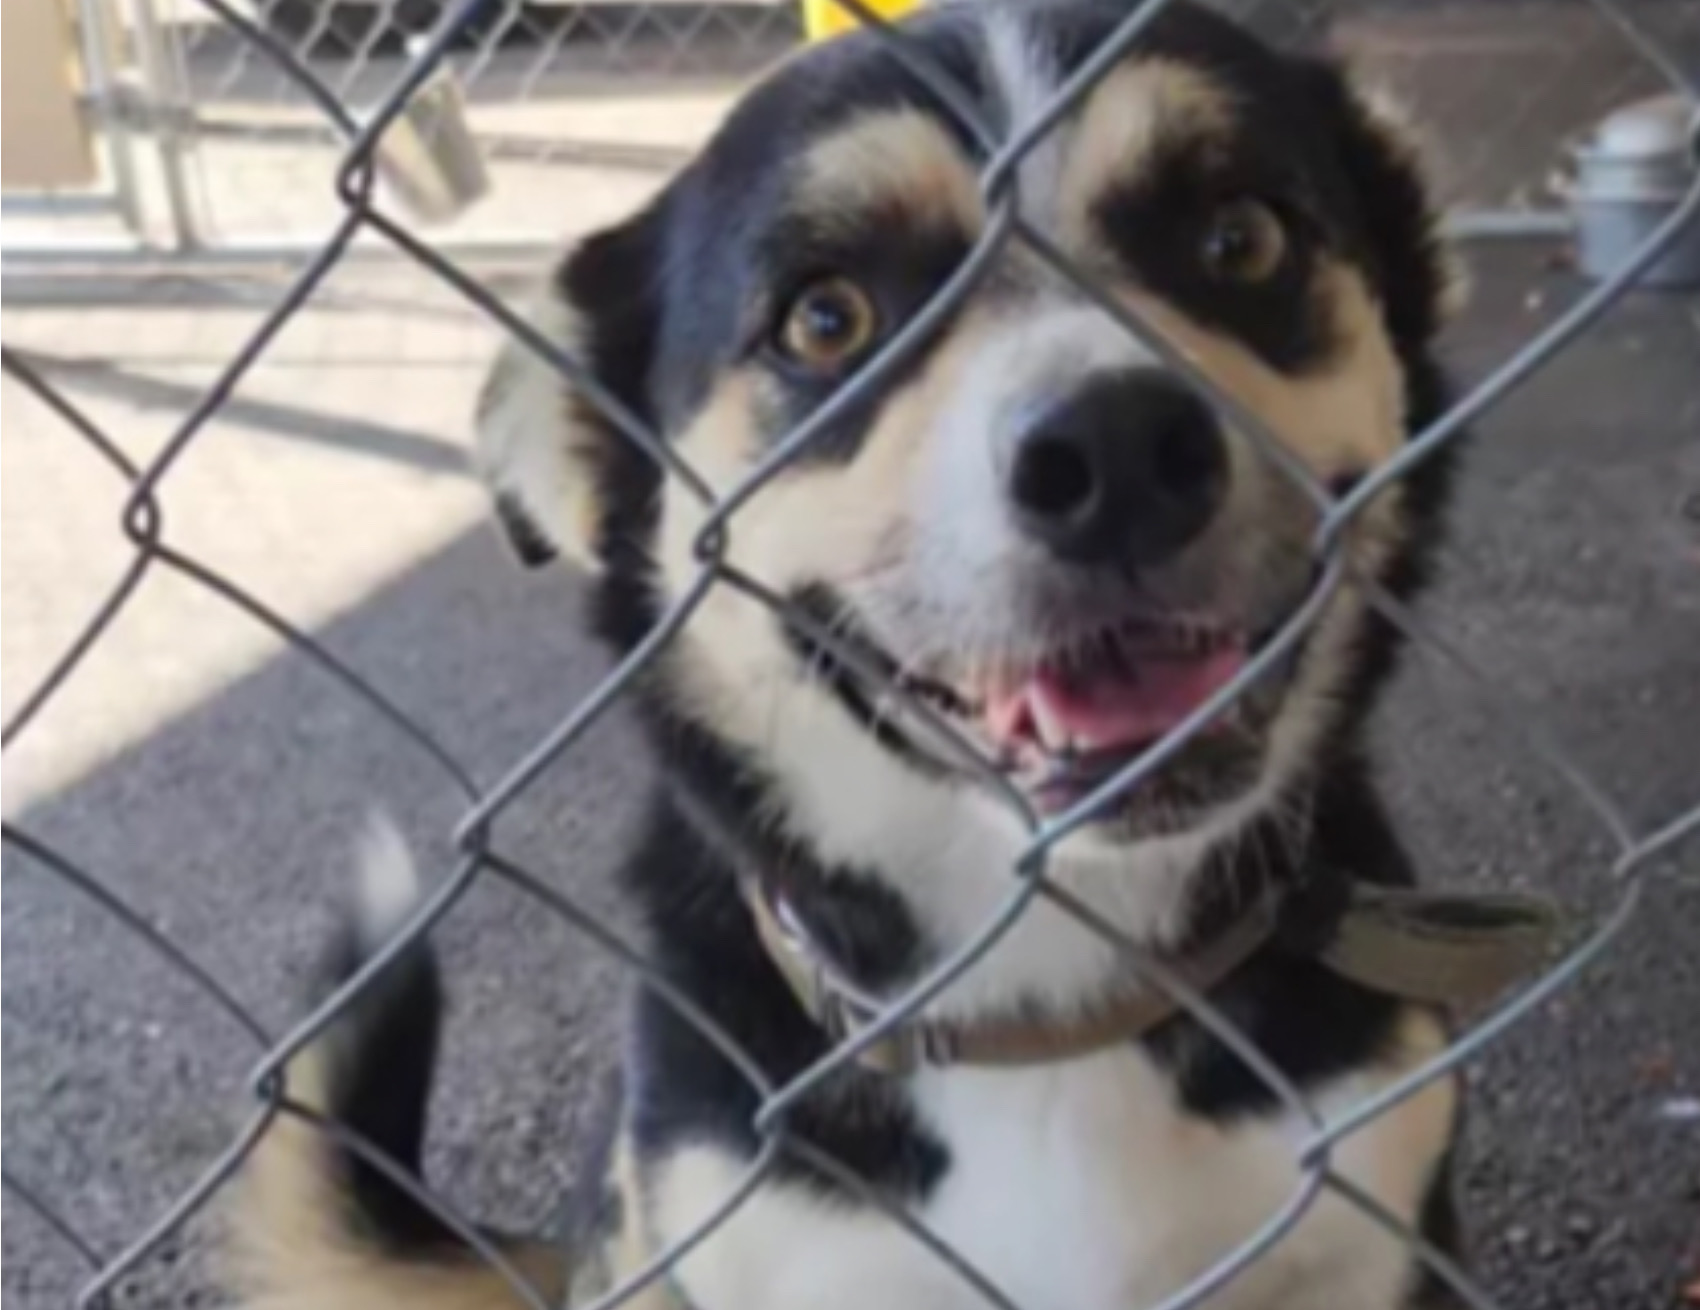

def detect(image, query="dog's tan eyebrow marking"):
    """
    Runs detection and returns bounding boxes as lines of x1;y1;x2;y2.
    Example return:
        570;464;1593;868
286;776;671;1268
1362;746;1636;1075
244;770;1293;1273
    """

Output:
1059;60;1237;243
791;109;982;237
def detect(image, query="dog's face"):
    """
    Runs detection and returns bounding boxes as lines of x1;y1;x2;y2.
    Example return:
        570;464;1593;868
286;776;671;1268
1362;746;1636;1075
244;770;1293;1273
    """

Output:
480;1;1455;878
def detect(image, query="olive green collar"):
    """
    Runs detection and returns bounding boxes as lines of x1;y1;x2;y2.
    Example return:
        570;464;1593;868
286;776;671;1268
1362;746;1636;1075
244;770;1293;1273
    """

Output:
746;878;1561;1076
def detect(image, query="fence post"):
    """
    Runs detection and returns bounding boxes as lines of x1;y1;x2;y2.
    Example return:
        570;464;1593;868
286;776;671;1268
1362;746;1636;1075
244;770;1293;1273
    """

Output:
127;0;202;250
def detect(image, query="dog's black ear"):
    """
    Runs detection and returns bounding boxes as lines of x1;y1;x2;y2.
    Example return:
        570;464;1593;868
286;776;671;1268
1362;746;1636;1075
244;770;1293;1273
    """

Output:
1296;60;1466;356
474;200;669;572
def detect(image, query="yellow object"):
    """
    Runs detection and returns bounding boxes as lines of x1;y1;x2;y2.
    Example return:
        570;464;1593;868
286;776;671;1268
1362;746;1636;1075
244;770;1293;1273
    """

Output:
802;0;922;42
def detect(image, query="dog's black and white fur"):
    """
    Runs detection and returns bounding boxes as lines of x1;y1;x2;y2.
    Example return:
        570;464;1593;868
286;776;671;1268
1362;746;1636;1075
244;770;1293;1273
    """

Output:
233;3;1470;1307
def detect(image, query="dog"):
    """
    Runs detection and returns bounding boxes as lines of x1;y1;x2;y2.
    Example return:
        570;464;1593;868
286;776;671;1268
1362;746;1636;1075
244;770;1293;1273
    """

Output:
232;2;1492;1306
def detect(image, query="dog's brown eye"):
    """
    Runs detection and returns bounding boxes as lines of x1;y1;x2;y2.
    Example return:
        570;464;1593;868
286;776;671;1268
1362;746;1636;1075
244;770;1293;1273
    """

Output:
1200;199;1287;284
776;277;878;370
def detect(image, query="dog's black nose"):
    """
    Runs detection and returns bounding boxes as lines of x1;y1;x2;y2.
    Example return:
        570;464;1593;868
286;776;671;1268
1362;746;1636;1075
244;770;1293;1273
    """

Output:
1006;370;1227;566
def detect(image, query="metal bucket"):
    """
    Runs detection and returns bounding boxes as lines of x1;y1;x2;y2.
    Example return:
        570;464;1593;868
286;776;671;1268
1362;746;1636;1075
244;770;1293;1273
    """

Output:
373;45;490;226
1565;93;1700;290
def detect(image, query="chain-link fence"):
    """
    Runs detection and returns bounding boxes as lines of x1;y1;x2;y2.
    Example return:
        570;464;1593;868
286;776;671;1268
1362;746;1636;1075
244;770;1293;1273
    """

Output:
4;0;1699;1308
6;0;1697;256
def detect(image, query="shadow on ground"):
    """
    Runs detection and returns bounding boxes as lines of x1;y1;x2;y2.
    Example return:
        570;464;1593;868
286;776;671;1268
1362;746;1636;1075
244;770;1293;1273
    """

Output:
3;243;1697;1309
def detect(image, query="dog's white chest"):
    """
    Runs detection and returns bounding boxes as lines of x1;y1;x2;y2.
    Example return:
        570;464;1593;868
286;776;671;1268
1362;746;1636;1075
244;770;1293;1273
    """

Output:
915;1052;1385;1310
658;1045;1449;1310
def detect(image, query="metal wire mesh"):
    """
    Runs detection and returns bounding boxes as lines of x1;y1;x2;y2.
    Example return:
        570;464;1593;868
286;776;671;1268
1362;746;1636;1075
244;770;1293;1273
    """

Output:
162;0;801;246
18;0;1687;252
3;0;1698;1307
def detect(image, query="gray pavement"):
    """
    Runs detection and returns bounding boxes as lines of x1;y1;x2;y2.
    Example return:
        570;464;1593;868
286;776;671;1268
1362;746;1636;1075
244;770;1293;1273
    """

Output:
4;237;1698;1308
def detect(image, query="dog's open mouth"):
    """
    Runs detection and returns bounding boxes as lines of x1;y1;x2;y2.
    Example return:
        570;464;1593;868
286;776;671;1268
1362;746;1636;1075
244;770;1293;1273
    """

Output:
788;587;1270;818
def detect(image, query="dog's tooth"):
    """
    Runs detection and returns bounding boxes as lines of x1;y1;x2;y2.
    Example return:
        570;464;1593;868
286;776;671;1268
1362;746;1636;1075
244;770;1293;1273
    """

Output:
1030;687;1070;754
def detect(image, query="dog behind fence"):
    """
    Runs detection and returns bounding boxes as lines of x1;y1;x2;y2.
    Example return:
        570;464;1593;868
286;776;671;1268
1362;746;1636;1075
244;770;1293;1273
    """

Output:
3;1;1698;1308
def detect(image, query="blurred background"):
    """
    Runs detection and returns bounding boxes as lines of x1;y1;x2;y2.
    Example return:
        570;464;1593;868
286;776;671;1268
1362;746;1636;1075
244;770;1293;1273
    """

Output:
4;1;1698;1307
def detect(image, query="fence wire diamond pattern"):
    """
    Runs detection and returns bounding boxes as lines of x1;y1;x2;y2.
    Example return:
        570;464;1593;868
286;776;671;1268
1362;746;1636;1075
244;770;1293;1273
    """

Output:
4;1;1698;1308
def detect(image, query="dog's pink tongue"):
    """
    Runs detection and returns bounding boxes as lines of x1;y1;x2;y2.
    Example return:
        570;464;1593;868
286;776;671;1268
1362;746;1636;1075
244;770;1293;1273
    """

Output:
986;648;1246;752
